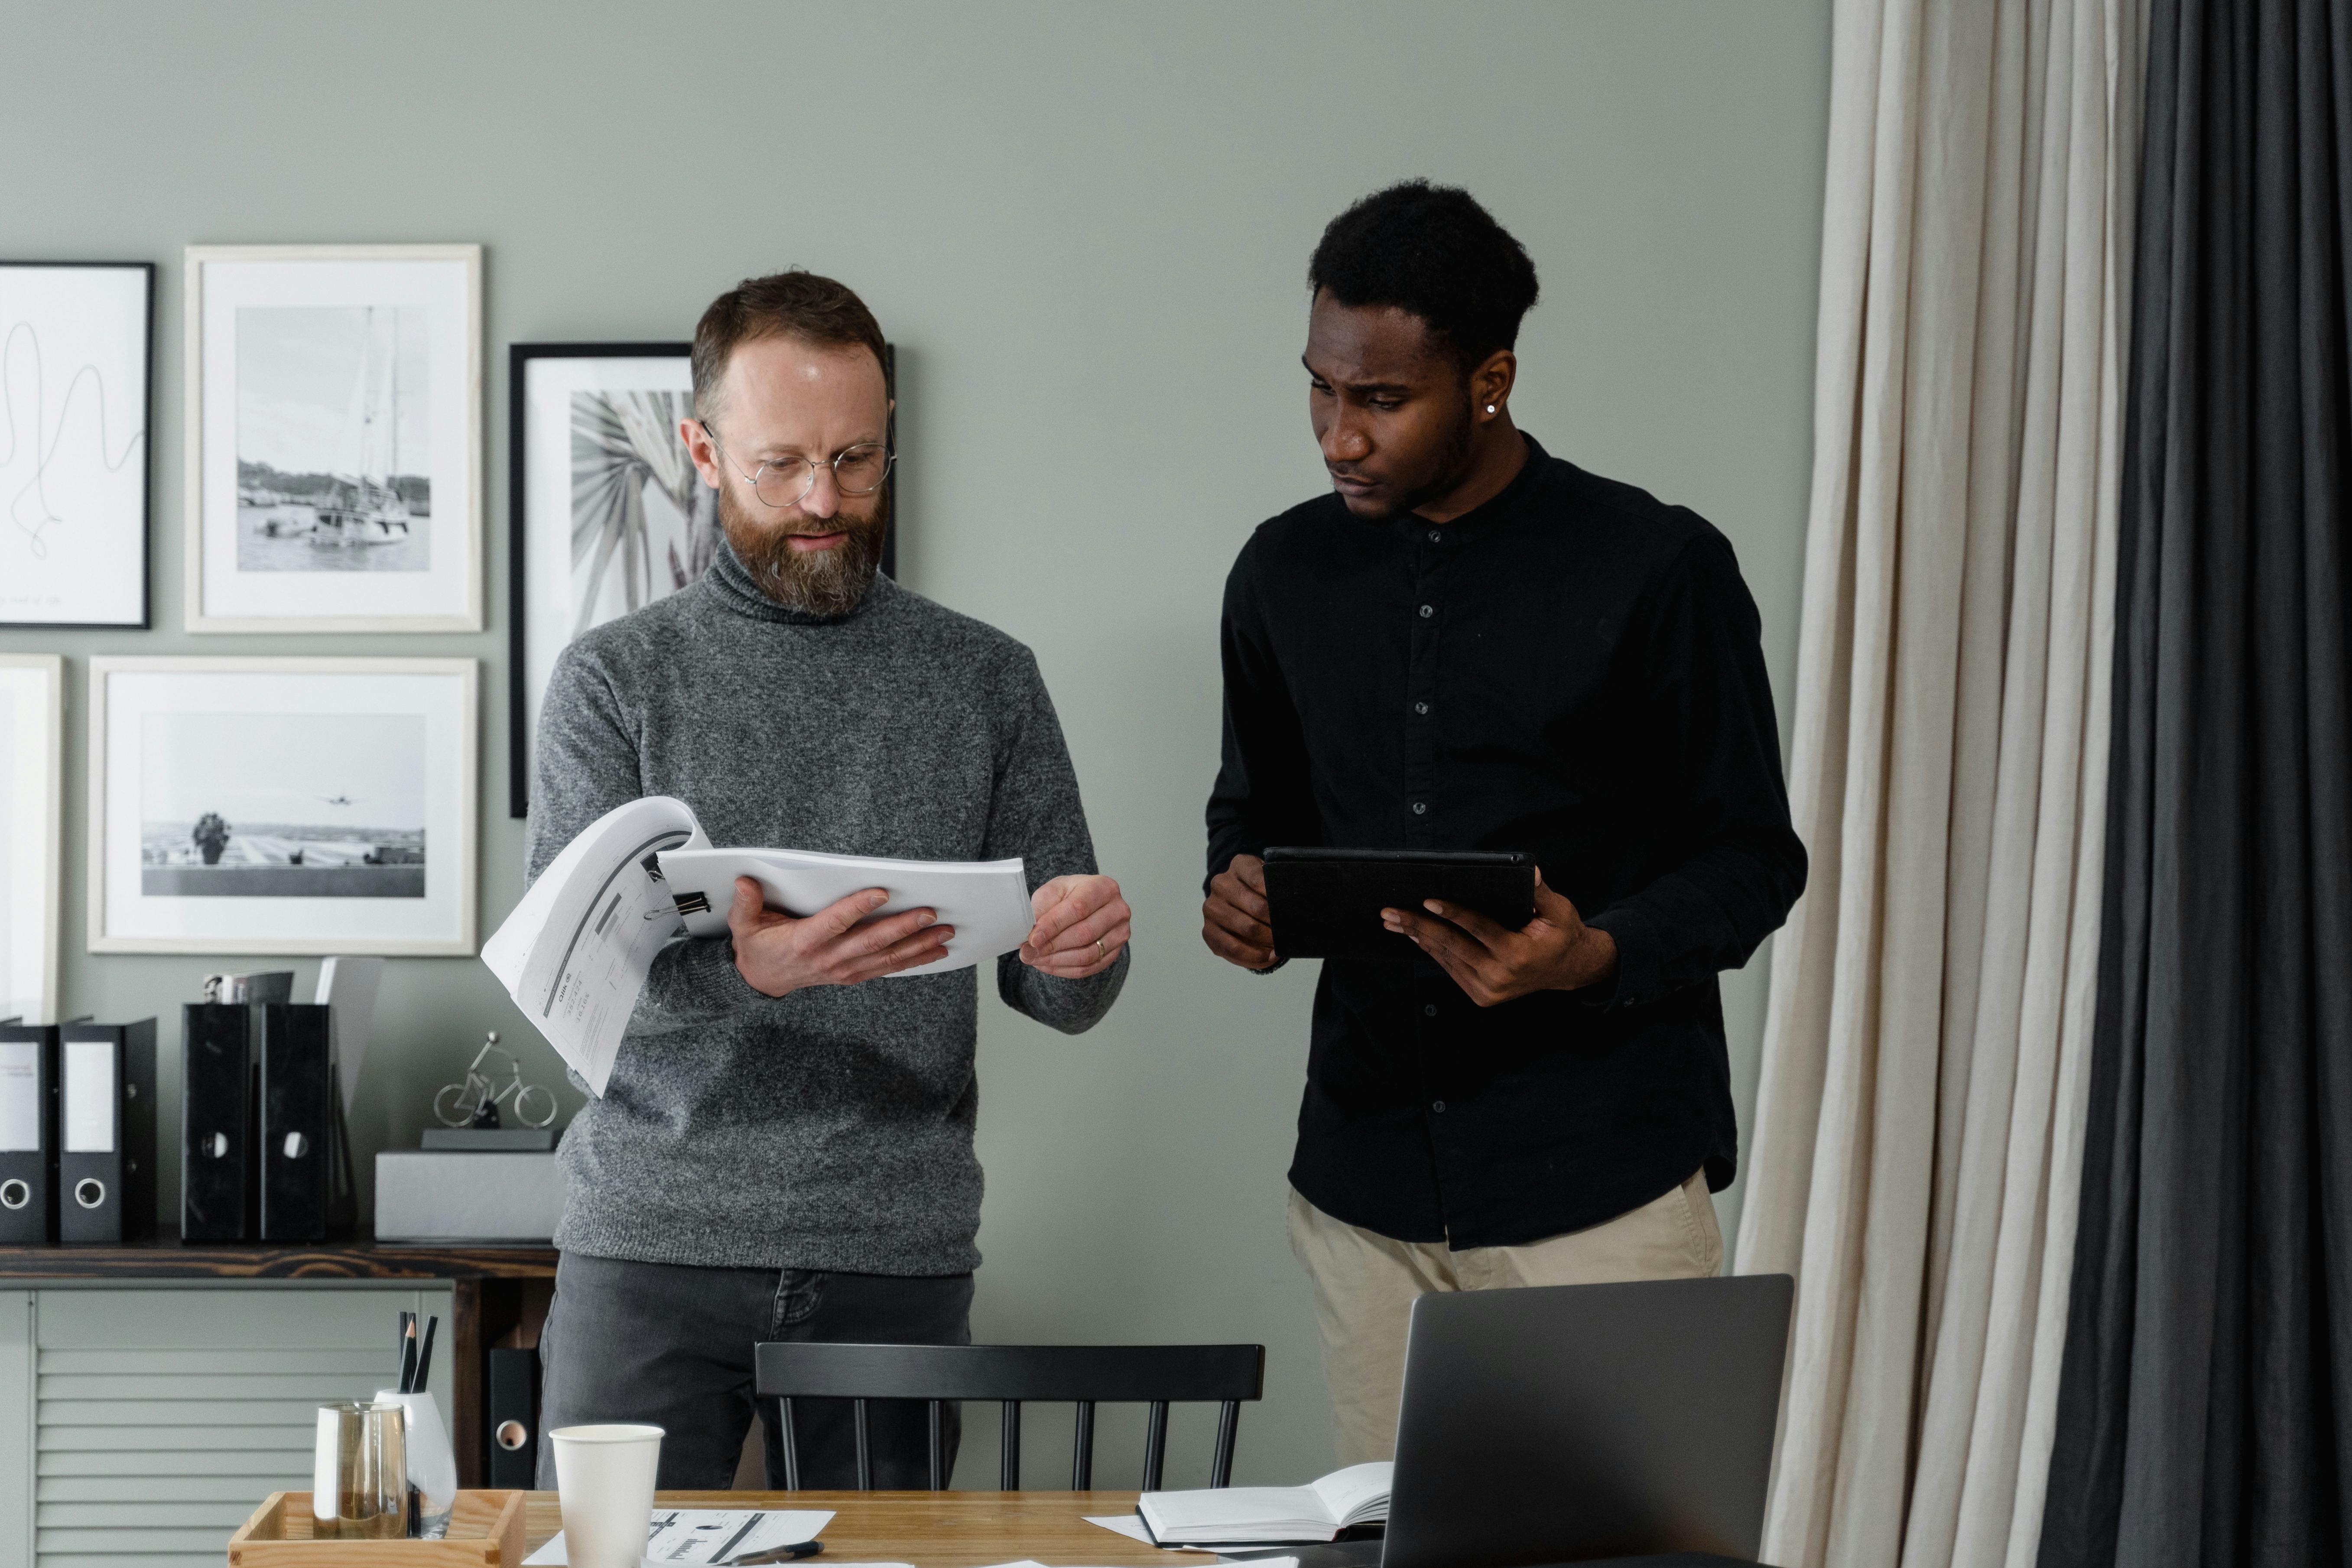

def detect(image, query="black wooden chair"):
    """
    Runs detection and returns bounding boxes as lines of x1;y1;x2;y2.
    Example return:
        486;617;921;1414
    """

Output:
753;1341;1265;1492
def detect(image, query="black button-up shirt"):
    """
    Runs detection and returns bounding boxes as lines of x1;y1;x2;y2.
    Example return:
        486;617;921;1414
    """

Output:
1206;437;1806;1246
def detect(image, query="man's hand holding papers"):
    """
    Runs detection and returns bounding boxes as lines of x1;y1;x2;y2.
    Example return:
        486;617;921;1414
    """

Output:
483;796;1127;1095
725;878;957;996
1019;873;1133;978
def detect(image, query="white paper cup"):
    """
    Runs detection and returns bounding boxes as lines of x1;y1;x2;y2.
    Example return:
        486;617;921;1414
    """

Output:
549;1423;663;1568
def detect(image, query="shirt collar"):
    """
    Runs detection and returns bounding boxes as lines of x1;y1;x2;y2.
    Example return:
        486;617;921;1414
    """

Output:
702;534;896;626
1385;432;1552;542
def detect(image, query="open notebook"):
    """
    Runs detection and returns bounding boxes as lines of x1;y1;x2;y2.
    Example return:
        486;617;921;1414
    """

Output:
1137;1461;1392;1545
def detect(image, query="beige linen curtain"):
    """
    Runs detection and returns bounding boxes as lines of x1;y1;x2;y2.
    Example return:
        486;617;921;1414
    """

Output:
1732;3;2146;1567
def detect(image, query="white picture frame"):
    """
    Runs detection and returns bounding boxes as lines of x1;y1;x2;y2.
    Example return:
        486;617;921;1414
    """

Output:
0;655;63;1023
184;244;482;633
88;657;478;955
0;262;153;627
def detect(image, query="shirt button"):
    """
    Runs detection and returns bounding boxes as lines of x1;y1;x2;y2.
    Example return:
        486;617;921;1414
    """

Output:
1423;1004;1437;1017
1419;604;1434;618
1414;701;1429;715
1428;529;1442;543
1412;802;1428;815
1432;1100;1447;1113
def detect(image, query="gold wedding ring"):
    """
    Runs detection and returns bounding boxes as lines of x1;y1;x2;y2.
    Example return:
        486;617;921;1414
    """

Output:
1095;938;1106;958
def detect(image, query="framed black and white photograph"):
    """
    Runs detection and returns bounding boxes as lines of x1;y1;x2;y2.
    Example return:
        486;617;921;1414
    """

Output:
0;262;153;626
0;656;63;1024
185;245;481;632
88;657;478;955
507;341;897;815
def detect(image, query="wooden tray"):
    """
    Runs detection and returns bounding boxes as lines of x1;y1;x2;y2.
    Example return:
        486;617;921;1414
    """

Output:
227;1490;527;1565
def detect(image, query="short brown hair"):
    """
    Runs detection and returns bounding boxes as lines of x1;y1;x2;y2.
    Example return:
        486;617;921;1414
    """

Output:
690;269;887;419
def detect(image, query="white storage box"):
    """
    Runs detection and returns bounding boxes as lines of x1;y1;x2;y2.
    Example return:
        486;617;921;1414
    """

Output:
375;1150;563;1243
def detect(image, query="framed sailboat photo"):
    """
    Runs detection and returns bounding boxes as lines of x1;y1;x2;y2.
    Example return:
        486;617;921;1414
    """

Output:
184;245;482;632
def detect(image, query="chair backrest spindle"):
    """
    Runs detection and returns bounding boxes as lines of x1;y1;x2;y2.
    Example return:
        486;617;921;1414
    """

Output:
1211;1400;1241;1487
1000;1400;1023;1490
852;1398;873;1490
1072;1401;1096;1490
776;1396;802;1491
1143;1399;1170;1491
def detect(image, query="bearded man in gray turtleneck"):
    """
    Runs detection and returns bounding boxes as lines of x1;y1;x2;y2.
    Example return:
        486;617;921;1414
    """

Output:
529;270;1132;1491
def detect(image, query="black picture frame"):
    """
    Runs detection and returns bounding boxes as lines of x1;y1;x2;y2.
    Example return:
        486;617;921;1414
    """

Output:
0;260;156;628
507;341;898;818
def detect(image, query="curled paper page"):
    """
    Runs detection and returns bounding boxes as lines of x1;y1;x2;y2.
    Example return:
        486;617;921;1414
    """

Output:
482;796;708;1096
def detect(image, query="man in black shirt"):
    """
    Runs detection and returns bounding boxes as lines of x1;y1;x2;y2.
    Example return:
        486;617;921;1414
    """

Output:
1202;182;1806;1463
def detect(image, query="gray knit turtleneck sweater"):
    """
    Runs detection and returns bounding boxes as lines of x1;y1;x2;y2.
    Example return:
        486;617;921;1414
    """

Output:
528;545;1129;1275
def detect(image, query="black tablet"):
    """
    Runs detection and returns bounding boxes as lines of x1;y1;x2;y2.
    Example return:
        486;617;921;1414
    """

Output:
1261;847;1536;962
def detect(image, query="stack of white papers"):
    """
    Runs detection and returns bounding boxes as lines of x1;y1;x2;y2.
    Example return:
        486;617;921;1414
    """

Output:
657;846;1034;977
483;795;1034;1096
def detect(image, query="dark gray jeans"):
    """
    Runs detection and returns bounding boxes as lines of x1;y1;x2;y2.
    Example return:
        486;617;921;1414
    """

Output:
536;1251;974;1490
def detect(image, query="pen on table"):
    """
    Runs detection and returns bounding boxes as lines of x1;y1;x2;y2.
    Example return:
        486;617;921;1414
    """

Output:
413;1315;438;1393
723;1542;825;1565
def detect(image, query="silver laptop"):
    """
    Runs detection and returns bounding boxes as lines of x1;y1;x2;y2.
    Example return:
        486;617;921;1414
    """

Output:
1379;1273;1795;1568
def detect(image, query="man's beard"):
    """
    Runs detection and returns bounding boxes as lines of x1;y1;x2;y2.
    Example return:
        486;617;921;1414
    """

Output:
719;484;888;615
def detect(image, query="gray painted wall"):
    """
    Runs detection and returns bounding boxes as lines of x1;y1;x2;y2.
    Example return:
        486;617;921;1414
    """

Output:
0;0;1828;1487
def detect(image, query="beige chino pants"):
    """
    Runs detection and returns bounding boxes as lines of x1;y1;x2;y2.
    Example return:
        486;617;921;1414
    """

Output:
1287;1171;1724;1464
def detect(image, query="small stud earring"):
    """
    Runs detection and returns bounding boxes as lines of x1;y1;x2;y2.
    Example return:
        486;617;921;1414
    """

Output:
1486;404;1497;414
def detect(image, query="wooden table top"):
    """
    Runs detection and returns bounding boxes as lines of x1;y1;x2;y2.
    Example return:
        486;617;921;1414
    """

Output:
522;1490;1218;1566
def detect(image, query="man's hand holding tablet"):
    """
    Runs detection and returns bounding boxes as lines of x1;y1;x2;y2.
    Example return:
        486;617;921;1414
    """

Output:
1381;869;1617;1006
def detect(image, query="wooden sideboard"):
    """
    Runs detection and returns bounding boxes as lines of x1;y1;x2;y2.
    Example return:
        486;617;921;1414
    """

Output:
0;1233;556;1490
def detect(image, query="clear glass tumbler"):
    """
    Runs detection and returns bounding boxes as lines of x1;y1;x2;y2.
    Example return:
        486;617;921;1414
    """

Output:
312;1399;410;1539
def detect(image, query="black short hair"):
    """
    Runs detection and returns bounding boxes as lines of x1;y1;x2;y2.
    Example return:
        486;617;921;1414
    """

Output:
1307;181;1540;369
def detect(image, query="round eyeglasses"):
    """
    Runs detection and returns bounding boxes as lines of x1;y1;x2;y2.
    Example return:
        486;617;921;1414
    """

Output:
701;421;894;510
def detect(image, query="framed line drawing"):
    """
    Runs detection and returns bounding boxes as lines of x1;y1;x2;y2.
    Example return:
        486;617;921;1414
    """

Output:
88;657;479;956
507;341;897;816
0;656;64;1024
0;261;153;626
184;245;482;633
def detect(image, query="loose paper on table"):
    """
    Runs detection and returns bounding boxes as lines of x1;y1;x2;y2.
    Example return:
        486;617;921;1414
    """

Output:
522;1506;835;1565
1085;1515;1296;1555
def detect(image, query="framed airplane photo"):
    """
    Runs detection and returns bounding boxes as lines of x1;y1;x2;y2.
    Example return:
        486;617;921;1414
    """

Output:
88;657;479;955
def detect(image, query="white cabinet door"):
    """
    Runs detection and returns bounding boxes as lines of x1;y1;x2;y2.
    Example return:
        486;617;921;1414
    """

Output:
30;1286;451;1568
0;1292;31;1566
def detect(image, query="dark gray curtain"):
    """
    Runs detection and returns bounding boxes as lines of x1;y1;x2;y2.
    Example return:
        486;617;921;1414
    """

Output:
2037;0;2352;1565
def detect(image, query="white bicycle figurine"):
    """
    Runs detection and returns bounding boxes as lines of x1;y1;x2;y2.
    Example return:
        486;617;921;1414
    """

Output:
433;1032;558;1130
